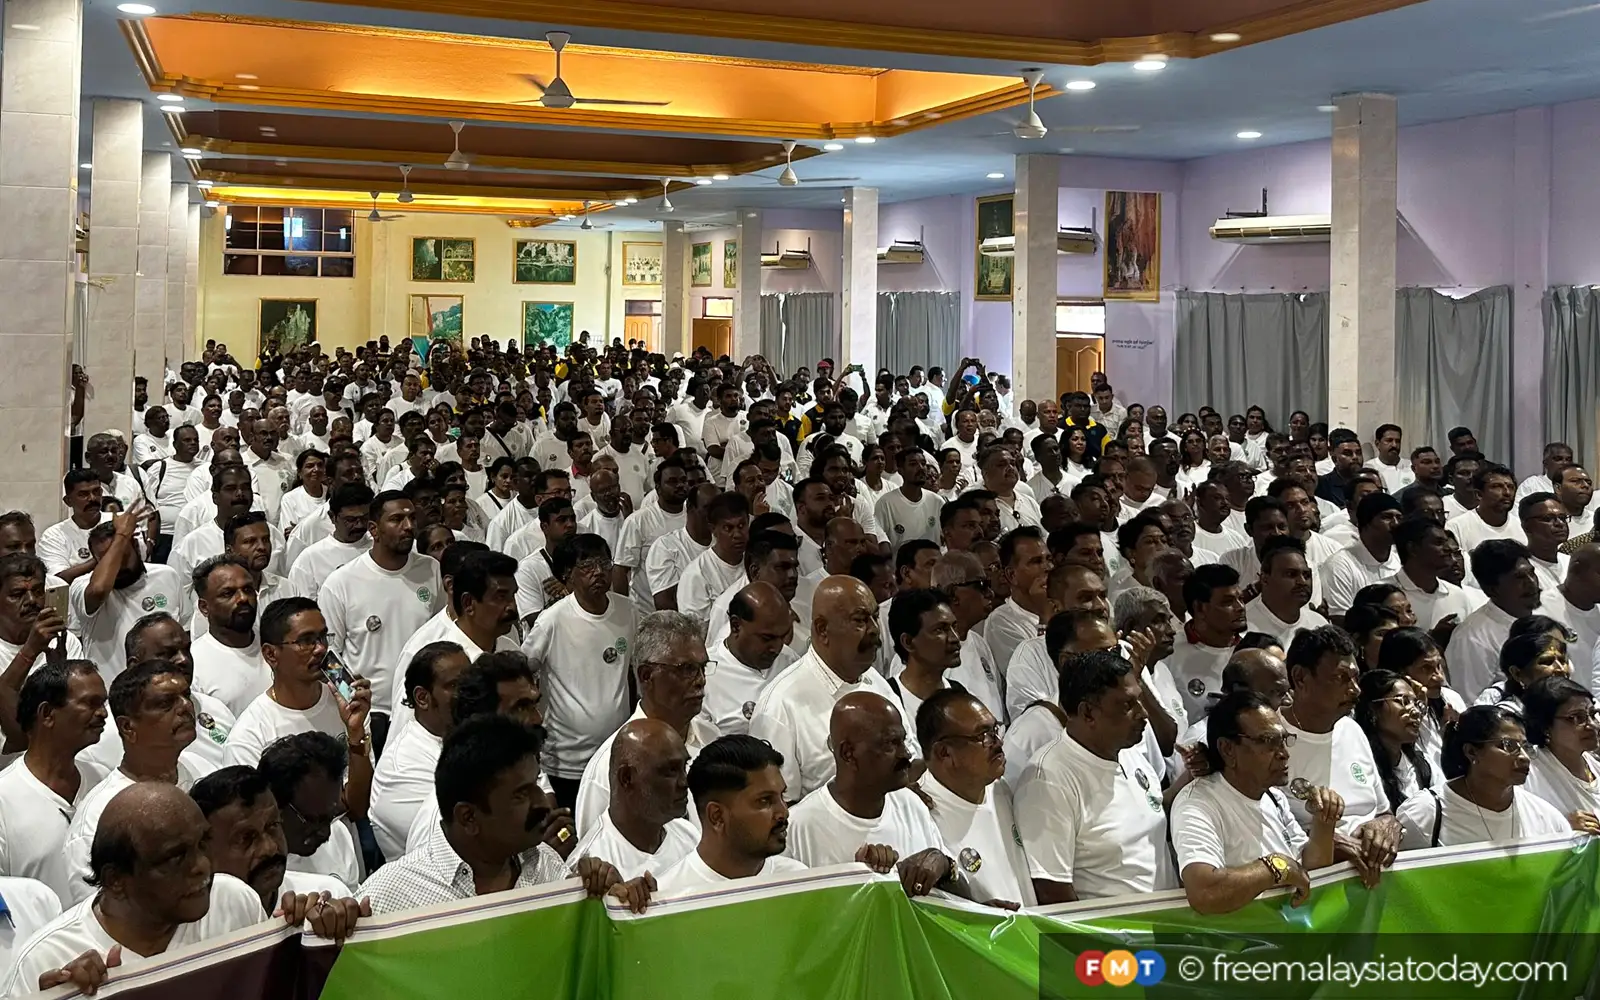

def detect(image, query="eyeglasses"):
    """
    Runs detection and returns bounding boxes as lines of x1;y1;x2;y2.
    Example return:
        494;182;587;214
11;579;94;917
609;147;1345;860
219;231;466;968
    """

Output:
1558;708;1600;726
937;725;1002;749
951;579;993;595
573;557;614;576
1236;731;1297;751
1376;696;1424;713
277;631;332;652
286;799;346;828
642;659;714;679
1480;737;1534;756
1527;512;1571;525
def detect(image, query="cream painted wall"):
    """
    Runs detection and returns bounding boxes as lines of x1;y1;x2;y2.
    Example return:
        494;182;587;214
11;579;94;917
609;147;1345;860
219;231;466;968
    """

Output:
198;208;666;356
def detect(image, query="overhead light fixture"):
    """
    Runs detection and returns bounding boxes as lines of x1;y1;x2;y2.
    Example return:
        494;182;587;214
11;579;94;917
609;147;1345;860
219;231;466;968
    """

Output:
196;179;213;188
10;23;39;30
986;172;1005;179
157;94;183;103
622;197;637;205
854;136;876;144
1317;104;1338;112
235;73;258;80
1132;58;1168;72
116;2;155;13
1065;80;1096;91
180;146;201;155
79;162;91;170
712;173;729;181
1209;32;1241;42
840;197;847;203
204;199;219;208
1236;130;1262;139
823;143;844;151
694;178;712;186
161;104;184;114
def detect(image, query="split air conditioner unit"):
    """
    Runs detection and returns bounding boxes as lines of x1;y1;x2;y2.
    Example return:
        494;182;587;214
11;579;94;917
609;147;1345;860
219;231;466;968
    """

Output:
760;238;813;269
980;227;1100;257
878;239;925;264
1208;187;1331;244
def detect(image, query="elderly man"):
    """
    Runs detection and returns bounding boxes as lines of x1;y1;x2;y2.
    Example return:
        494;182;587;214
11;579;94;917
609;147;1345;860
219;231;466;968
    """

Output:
702;582;799;737
571;719;699;879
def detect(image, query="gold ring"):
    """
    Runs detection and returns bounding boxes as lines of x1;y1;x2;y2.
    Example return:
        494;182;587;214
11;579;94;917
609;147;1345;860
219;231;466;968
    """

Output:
557;827;572;842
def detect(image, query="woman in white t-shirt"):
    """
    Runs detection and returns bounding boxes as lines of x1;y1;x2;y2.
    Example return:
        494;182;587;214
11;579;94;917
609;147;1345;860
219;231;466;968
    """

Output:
1521;675;1600;834
1374;627;1466;779
1472;630;1572;715
475;457;518;524
1353;670;1438;807
1395;705;1572;850
1174;430;1211;495
1061;427;1093;488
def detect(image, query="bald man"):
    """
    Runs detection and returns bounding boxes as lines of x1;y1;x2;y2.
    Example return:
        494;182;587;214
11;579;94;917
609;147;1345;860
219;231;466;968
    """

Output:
749;576;921;801
820;517;870;578
1540;541;1600;689
782;692;956;898
1173;647;1292;785
571;720;699;880
704;582;800;736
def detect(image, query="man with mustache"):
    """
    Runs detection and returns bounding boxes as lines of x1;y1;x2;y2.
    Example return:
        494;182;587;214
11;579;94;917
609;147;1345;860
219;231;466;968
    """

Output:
38;470;111;582
572;719;698;879
1243;537;1330;647
260;732;363;891
359;714;647;914
188;556;268;717
0;553;81;749
73;508;184;674
782;692;955;898
370;642;471;860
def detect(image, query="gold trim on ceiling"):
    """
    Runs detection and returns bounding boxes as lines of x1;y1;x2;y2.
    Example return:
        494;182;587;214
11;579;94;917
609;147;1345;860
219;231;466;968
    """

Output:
208;186;599;220
204;170;660;202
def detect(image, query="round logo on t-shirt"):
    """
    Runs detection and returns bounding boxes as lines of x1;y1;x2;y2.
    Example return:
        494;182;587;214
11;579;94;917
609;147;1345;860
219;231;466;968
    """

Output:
1135;769;1150;791
741;700;756;720
603;646;619;663
894;524;905;535
958;847;983;874
77;547;90;560
416;587;432;605
1350;761;1370;786
141;597;155;611
1186;678;1207;697
366;615;383;632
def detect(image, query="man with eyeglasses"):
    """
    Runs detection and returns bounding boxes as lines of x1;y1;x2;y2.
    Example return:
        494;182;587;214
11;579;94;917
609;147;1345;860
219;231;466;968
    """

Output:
1520;492;1571;592
521;534;637;812
573;611;718;834
930;552;1002;722
257;731;362;891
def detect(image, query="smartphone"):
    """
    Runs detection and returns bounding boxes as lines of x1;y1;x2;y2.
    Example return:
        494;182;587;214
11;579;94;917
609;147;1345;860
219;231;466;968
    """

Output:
44;585;69;623
321;647;358;702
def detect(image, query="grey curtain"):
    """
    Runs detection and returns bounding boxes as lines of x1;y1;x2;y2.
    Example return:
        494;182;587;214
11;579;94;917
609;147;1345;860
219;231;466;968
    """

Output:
1543;286;1600;471
759;294;783;363
1395;285;1513;465
877;291;959;379
1173;291;1329;423
780;292;834;377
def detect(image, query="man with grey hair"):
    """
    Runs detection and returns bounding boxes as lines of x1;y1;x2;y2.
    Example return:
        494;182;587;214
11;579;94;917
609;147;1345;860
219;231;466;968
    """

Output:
572;610;720;835
1112;585;1187;777
931;552;1003;721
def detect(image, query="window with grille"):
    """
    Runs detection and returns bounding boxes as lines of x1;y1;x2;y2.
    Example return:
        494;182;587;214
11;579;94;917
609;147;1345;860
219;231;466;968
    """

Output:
223;206;355;278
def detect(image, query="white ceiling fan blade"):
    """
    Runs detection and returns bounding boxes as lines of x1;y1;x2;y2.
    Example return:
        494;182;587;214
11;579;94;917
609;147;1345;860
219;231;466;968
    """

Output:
570;97;672;106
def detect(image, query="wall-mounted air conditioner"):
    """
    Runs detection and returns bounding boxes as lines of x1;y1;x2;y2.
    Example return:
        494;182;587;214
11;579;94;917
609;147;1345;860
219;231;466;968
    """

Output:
761;238;813;269
878;240;925;264
979;227;1100;257
1207;188;1331;244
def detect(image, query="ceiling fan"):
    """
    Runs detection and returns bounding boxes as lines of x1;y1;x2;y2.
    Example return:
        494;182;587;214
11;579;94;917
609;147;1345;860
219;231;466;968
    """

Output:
1005;70;1048;140
366;192;403;223
759;140;860;186
396;165;415;203
577;200;611;230
515;31;672;109
443;122;472;171
657;178;674;214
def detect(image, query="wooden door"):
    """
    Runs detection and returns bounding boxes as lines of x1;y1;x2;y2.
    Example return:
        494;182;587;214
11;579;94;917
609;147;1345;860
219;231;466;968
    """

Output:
1055;336;1104;401
692;318;732;358
623;315;656;351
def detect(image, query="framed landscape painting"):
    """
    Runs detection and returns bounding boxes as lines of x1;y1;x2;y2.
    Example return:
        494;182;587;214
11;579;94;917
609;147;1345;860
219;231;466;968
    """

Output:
523;301;574;349
974;194;1013;301
723;239;738;288
515;239;577;284
1103;191;1161;301
258;298;316;352
691;242;713;286
412;237;476;282
409;294;463;344
622;241;663;285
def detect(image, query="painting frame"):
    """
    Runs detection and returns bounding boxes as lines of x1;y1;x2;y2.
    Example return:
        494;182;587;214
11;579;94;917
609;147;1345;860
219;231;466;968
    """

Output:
690;242;713;287
522;301;575;350
514;239;578;285
974;194;1014;301
723;239;738;289
257;298;317;353
411;237;476;283
621;241;664;286
408;293;464;345
1103;191;1161;302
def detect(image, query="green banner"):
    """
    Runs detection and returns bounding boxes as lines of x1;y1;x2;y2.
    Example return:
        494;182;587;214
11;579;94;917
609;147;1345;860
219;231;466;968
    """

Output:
57;835;1600;1000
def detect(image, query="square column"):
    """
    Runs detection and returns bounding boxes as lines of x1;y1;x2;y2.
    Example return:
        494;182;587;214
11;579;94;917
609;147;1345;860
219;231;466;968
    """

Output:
364;219;389;347
165;183;187;372
134;152;169;388
1013;154;1059;404
662;220;690;356
1328;93;1397;434
185;203;199;361
840;186;878;374
1510;107;1551;476
85;97;142;439
733;209;762;360
0;0;84;522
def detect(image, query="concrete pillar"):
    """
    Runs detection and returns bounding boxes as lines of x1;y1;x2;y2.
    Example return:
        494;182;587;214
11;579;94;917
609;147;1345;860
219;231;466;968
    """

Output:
84;97;141;440
185;203;199;361
0;0;84;522
1328;93;1398;435
134;152;169;389
364;218;387;348
1511;107;1551;477
733;208;762;360
165;183;186;372
1013;154;1059;404
841;186;878;374
663;220;690;356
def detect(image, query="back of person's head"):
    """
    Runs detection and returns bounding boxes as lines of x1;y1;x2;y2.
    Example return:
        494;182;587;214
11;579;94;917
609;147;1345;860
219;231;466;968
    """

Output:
687;734;785;816
257;731;345;805
435;714;544;820
1471;538;1532;590
451;550;518;613
451;650;536;725
190;765;273;819
1057;648;1131;715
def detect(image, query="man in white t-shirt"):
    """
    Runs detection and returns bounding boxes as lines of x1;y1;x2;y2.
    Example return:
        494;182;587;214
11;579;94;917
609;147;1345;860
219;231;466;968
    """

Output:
285;482;374;602
0;876;63;987
38;470;111;582
70;513;184;683
875;448;944;555
1321;492;1403;621
571;719;699;880
1243;537;1330;648
1387;517;1480;632
1446;463;1526;555
0;555;85;727
613;456;691;615
189;556;270;717
369;641;470;860
702;582;798;737
676;493;750;619
259;731;364;891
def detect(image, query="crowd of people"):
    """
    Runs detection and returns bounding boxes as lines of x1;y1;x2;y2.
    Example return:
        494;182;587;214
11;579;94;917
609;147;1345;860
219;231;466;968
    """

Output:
0;330;1596;992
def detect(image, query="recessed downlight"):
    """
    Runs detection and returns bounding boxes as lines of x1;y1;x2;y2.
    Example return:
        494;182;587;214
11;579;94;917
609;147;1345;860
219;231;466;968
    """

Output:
694;178;712;186
854;136;876;144
1317;104;1338;112
1132;58;1168;72
116;3;155;14
235;73;258;80
823;143;844;151
238;84;260;91
712;173;729;181
1065;80;1096;91
79;162;91;169
1209;32;1241;42
986;172;1005;179
157;94;183;103
161;105;183;114
1236;130;1262;139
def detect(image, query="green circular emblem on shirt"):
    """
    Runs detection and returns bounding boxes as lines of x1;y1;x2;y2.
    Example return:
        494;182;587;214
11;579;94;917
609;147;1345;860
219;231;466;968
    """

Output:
416;587;432;604
1350;761;1369;785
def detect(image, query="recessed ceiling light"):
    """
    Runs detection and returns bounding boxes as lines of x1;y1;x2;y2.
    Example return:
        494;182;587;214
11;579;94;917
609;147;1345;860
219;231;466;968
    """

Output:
823;143;844;151
235;73;258;80
1209;32;1241;42
79;162;91;169
1317;104;1337;112
1236;130;1262;139
116;3;155;13
986;172;1005;179
1065;80;1096;91
157;94;183;103
854;136;876;144
238;84;260;91
204;200;219;208
11;23;39;31
712;173;729;181
694;178;713;186
161;105;183;114
180;146;201;155
1132;58;1168;72
840;197;847;203
196;180;213;188
622;197;637;205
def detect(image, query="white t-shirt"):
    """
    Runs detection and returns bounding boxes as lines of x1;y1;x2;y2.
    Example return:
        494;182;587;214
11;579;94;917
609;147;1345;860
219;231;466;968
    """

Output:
1320;542;1401;616
1396;783;1571;850
701;640;798;737
644;529;708;602
288;817;362;891
1016;734;1174;898
286;534;371;602
1283;716;1390;836
1001;704;1064;792
950;631;1005;726
485;500;540;552
0;760;108;903
921;772;1035;906
654;849;810;900
983;599;1046;687
319;552;443;712
520;593;637;780
1524;748;1600;820
1002;636;1056;726
615;504;688;613
783;786;944;868
571;813;699;882
190;633;271;718
277;486;326;538
1389;568;1479;631
37;515;112;577
574;706;720;836
68;565;185;682
0;876;63;985
2;874;261;996
1171;773;1310;872
874;489;944;555
1446;509;1527;556
369;720;442;861
1540;588;1600;691
223;686;348;768
676;549;745;619
0;632;85;683
61;766;201;903
1448;600;1518;703
1166;633;1234;728
1243;596;1331;650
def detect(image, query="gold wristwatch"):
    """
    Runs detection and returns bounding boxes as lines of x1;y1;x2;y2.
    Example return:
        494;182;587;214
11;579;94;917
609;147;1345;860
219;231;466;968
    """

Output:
1261;853;1290;884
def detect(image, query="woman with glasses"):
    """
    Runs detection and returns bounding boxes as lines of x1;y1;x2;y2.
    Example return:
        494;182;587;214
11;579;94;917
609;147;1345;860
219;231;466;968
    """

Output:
1473;631;1571;713
1354;670;1436;808
1522;675;1600;834
1376;628;1466;779
1396;704;1570;849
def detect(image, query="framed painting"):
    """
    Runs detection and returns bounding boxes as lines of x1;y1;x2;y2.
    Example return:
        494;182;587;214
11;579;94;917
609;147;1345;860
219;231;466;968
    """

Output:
723;239;738;288
691;242;713;287
409;294;463;344
974;194;1013;301
412;237;476;282
515;239;578;284
523;301;575;349
258;299;316;352
622;241;663;286
1103;191;1161;301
